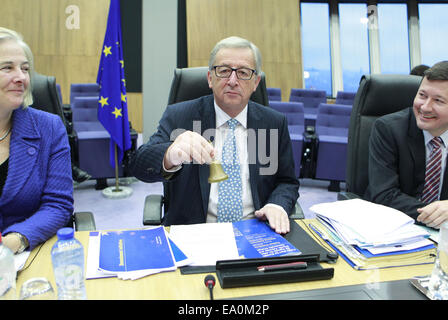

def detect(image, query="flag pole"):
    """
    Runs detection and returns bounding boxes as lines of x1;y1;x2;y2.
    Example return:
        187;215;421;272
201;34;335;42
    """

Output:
102;142;133;199
114;143;120;192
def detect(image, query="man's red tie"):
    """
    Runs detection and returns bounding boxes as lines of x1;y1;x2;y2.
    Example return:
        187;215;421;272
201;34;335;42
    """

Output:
421;137;443;204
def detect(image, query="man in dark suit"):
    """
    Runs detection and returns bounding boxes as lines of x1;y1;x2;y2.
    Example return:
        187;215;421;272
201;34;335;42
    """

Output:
365;61;448;229
129;36;299;234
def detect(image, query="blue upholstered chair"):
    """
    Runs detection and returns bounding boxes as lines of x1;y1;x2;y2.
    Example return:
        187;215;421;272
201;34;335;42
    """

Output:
71;96;137;189
335;91;356;106
267;87;282;101
314;103;352;191
269;101;305;177
70;83;100;106
289;88;327;127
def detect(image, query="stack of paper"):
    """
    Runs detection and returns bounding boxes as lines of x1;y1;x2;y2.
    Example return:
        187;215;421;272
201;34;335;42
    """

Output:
310;199;437;270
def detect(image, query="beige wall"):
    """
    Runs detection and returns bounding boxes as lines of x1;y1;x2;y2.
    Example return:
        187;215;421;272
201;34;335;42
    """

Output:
2;0;143;132
186;0;303;102
2;0;305;133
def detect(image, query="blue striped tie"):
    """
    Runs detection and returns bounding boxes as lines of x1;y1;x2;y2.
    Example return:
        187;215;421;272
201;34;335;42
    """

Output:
217;119;243;222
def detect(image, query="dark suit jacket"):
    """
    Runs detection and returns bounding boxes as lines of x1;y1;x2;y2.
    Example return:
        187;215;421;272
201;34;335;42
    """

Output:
0;107;73;249
364;107;448;219
129;95;299;225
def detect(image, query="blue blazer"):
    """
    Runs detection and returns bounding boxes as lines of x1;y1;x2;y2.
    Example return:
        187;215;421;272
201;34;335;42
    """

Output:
0;107;73;250
129;95;299;225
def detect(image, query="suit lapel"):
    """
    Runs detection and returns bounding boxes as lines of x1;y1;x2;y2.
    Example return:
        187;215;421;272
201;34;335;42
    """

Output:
0;108;40;207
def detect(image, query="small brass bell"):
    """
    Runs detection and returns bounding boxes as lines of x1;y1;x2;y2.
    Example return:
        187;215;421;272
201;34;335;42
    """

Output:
208;160;228;183
207;140;228;183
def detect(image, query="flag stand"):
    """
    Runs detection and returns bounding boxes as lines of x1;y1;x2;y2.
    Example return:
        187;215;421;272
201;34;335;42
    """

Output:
102;144;133;199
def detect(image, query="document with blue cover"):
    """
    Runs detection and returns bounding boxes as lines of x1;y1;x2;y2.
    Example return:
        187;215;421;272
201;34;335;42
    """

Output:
92;227;185;280
233;219;301;258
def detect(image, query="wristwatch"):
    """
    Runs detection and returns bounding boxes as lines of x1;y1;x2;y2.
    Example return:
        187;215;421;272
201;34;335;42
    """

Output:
10;232;29;254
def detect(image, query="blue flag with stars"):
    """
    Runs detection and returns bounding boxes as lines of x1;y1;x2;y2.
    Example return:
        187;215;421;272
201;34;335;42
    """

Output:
97;0;131;168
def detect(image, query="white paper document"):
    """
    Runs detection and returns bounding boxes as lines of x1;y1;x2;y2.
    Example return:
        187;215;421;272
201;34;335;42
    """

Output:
169;222;240;266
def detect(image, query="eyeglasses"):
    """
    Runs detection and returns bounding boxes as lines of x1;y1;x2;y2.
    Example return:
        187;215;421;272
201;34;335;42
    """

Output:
212;65;257;80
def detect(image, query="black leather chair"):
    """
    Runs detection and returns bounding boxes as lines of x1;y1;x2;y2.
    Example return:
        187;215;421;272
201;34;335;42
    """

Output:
337;74;422;201
30;72;96;231
143;66;304;225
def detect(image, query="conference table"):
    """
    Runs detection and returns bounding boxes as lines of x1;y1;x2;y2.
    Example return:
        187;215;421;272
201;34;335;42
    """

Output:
16;219;434;300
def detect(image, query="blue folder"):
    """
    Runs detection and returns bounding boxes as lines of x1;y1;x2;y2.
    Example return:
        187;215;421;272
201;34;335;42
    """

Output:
99;227;176;272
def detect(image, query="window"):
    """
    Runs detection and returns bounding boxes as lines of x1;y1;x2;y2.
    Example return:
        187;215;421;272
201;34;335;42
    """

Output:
300;2;332;96
377;3;410;74
339;3;370;93
419;3;448;66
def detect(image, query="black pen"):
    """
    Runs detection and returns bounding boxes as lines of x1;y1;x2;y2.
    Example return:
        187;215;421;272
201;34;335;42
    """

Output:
257;261;308;272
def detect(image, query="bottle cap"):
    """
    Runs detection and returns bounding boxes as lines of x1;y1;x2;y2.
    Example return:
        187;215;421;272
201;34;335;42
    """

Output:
56;228;74;240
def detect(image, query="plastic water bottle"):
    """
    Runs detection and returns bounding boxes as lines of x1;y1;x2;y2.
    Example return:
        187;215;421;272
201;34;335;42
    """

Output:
428;222;448;300
0;233;16;300
51;228;87;300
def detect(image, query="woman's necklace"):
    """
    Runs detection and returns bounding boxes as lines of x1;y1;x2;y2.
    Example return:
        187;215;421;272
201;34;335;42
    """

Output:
0;127;11;142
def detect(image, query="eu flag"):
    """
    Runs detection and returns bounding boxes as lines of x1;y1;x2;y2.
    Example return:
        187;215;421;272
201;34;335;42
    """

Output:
97;0;131;168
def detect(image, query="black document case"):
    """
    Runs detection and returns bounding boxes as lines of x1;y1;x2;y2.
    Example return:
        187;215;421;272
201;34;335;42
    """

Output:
216;254;334;288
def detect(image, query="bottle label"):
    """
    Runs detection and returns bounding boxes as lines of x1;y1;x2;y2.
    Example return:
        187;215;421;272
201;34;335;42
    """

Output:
55;265;83;289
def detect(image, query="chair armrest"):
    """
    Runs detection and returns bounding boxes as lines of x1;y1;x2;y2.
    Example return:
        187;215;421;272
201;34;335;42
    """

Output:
73;211;96;231
289;202;305;220
143;194;163;225
337;191;361;201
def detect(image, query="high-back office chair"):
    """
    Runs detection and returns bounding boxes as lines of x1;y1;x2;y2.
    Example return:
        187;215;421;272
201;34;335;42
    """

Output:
70;83;100;106
289;88;327;127
269;101;305;178
267;87;282;101
335;91;356;106
314;103;352;191
71;96;138;189
337;74;422;200
30;72;96;231
143;67;303;225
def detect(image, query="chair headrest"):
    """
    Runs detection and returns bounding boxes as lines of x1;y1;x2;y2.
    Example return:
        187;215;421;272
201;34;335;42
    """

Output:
70;83;100;93
355;74;422;117
269;101;304;113
290;88;326;98
31;72;64;120
318;103;352;116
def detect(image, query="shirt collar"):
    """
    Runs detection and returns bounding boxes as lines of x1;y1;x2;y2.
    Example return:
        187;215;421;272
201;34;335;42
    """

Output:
214;100;248;129
423;130;448;148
